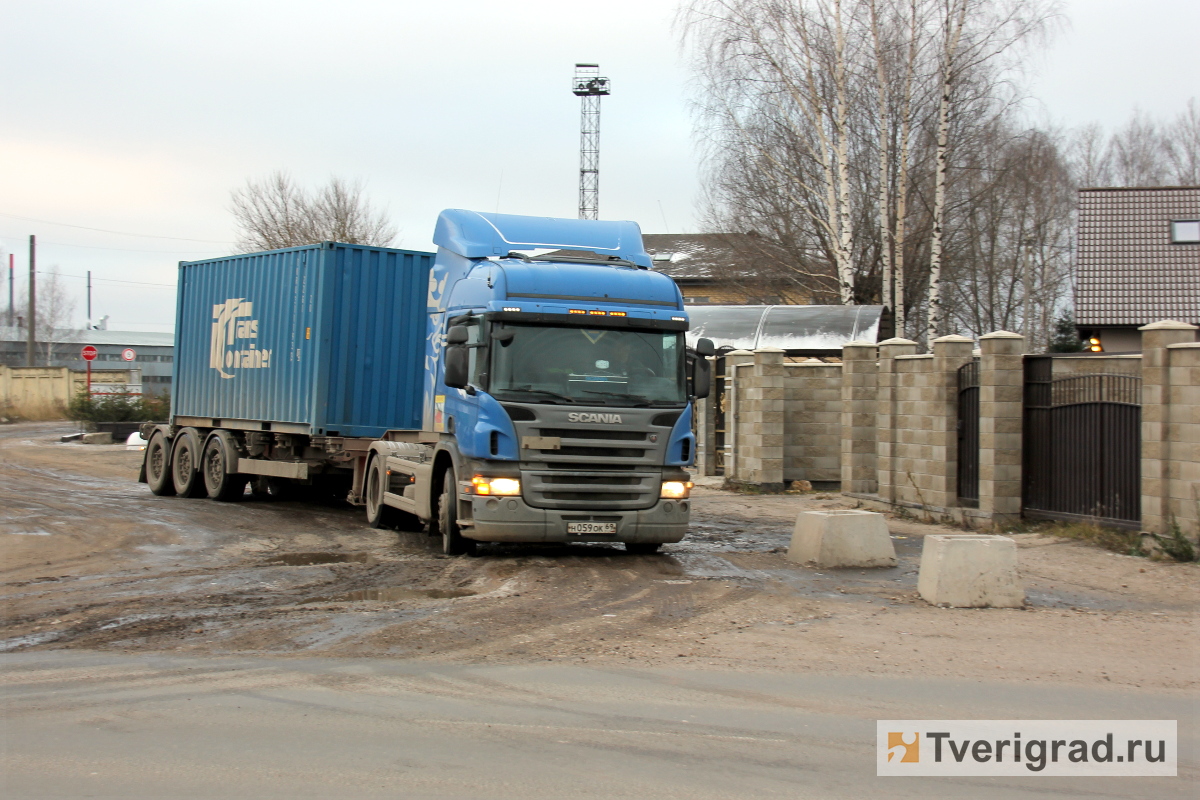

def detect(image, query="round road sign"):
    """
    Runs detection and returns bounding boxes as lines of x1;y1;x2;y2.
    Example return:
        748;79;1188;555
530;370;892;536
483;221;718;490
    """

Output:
121;348;137;362
81;346;98;362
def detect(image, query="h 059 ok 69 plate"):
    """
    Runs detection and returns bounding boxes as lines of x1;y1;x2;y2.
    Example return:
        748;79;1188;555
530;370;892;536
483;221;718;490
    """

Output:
566;521;617;534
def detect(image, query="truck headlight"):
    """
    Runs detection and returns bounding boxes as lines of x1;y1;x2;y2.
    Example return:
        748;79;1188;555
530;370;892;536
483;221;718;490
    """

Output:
660;480;694;499
471;475;521;496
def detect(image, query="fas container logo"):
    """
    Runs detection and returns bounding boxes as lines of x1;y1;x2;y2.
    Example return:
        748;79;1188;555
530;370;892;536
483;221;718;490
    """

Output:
211;299;271;379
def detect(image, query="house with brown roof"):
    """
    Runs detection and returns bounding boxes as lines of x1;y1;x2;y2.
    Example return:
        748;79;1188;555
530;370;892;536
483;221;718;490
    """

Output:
1075;187;1200;351
640;233;822;306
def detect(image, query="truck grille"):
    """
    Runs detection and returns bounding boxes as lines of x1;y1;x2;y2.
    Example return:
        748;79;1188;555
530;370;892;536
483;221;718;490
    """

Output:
523;470;658;510
506;405;679;511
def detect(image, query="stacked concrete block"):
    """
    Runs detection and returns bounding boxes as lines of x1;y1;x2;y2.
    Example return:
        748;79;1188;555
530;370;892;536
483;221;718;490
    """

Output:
1141;321;1200;540
875;338;919;504
917;534;1024;608
729;349;786;490
978;332;1024;524
783;362;843;485
840;342;879;494
788;510;897;568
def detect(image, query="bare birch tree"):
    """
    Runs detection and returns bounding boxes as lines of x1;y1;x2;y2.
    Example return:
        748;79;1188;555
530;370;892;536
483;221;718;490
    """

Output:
230;171;397;252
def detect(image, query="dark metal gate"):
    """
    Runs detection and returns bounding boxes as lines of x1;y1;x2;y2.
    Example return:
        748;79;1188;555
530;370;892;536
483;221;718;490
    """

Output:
957;360;980;507
1023;356;1141;527
713;356;728;475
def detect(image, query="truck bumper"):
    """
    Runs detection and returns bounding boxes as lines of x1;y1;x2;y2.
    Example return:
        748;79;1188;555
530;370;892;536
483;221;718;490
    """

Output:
465;495;690;544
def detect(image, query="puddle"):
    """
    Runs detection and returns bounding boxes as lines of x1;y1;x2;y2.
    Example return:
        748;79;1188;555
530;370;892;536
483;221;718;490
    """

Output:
265;552;375;566
0;631;63;651
302;587;476;603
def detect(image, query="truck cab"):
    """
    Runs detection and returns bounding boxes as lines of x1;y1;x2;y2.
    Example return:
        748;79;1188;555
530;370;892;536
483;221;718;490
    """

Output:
368;209;712;554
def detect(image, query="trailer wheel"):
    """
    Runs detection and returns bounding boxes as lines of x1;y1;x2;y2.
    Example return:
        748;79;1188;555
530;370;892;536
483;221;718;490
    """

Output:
145;430;175;496
437;470;475;556
624;542;661;555
365;456;397;528
203;434;247;501
171;428;206;498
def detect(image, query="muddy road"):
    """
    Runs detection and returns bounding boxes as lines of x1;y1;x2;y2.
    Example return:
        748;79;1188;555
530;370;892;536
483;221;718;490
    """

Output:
2;422;1197;690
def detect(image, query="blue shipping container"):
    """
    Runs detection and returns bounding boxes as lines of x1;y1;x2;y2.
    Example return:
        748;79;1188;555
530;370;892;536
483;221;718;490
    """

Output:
173;242;433;438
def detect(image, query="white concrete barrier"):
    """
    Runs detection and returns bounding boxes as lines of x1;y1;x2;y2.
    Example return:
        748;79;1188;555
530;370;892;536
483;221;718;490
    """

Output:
788;510;897;568
81;432;113;445
918;534;1024;608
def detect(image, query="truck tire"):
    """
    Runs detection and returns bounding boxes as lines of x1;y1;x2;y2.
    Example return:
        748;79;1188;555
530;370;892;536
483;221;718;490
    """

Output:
437;470;475;556
145;430;176;496
171;428;206;498
624;542;662;555
203;434;247;502
365;456;398;528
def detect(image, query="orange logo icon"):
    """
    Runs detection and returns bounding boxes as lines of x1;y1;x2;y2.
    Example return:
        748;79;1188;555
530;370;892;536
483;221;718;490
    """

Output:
887;732;920;763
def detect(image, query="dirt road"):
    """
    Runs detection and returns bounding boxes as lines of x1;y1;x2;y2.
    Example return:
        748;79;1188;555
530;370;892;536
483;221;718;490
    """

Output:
2;421;1196;691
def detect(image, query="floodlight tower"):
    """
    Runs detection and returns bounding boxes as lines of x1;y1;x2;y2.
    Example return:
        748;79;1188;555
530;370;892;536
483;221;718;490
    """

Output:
572;63;610;220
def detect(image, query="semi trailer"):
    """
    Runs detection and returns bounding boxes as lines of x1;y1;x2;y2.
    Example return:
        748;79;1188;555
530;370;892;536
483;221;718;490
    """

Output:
140;209;713;554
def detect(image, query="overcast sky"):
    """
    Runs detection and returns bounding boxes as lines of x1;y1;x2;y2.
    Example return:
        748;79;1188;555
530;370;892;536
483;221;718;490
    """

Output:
1;0;1196;333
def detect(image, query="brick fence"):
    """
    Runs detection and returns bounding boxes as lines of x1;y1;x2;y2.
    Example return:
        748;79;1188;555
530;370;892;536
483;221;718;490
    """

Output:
698;320;1199;540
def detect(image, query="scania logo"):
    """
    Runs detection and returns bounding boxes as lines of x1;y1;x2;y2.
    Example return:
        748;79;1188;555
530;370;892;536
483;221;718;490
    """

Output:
567;412;623;424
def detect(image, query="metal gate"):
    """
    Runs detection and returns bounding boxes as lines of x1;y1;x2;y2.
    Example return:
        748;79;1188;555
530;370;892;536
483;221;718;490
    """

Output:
712;356;728;475
1023;357;1141;527
957;360;980;507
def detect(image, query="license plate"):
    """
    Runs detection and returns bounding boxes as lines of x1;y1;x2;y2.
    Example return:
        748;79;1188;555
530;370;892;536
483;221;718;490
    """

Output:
567;522;617;535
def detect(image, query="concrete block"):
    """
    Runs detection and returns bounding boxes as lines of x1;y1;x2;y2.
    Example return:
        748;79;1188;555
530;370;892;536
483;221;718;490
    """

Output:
81;432;113;445
918;535;1024;608
788;510;897;568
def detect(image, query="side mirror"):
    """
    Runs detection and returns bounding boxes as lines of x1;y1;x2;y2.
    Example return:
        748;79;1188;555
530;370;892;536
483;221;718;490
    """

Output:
446;325;469;345
692;356;711;399
695;337;716;358
444;346;469;389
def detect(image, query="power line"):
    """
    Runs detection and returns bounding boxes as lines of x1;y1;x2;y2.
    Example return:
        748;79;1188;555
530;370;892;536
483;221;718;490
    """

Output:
0;236;224;255
0;211;233;243
38;270;175;289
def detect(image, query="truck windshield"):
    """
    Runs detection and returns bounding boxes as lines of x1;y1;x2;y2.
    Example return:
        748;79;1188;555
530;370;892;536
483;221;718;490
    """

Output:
489;323;687;406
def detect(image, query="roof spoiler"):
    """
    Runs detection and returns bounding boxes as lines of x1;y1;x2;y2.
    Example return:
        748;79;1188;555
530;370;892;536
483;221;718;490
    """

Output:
433;209;653;269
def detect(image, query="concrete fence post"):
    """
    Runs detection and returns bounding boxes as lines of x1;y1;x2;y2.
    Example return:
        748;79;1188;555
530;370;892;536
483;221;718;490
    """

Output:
1140;320;1199;537
928;335;975;510
840;341;878;494
737;347;786;491
875;338;919;504
724;349;755;482
978;331;1025;525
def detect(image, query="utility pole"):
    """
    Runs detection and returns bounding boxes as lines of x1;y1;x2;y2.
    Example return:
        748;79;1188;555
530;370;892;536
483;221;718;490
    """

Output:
572;63;610;220
7;253;13;328
87;270;92;329
26;235;36;367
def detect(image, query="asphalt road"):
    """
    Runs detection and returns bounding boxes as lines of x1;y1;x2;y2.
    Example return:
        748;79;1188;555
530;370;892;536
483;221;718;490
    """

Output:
3;650;1195;799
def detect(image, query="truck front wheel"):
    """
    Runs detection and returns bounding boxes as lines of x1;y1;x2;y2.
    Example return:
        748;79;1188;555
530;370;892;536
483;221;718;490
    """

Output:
145;430;175;496
437;471;475;556
365;456;397;529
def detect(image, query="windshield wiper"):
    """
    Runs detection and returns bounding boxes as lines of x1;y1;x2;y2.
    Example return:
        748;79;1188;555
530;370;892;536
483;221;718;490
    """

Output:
502;387;577;404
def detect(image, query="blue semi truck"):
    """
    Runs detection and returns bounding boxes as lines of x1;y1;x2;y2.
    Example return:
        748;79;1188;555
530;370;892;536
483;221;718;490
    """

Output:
141;209;714;554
